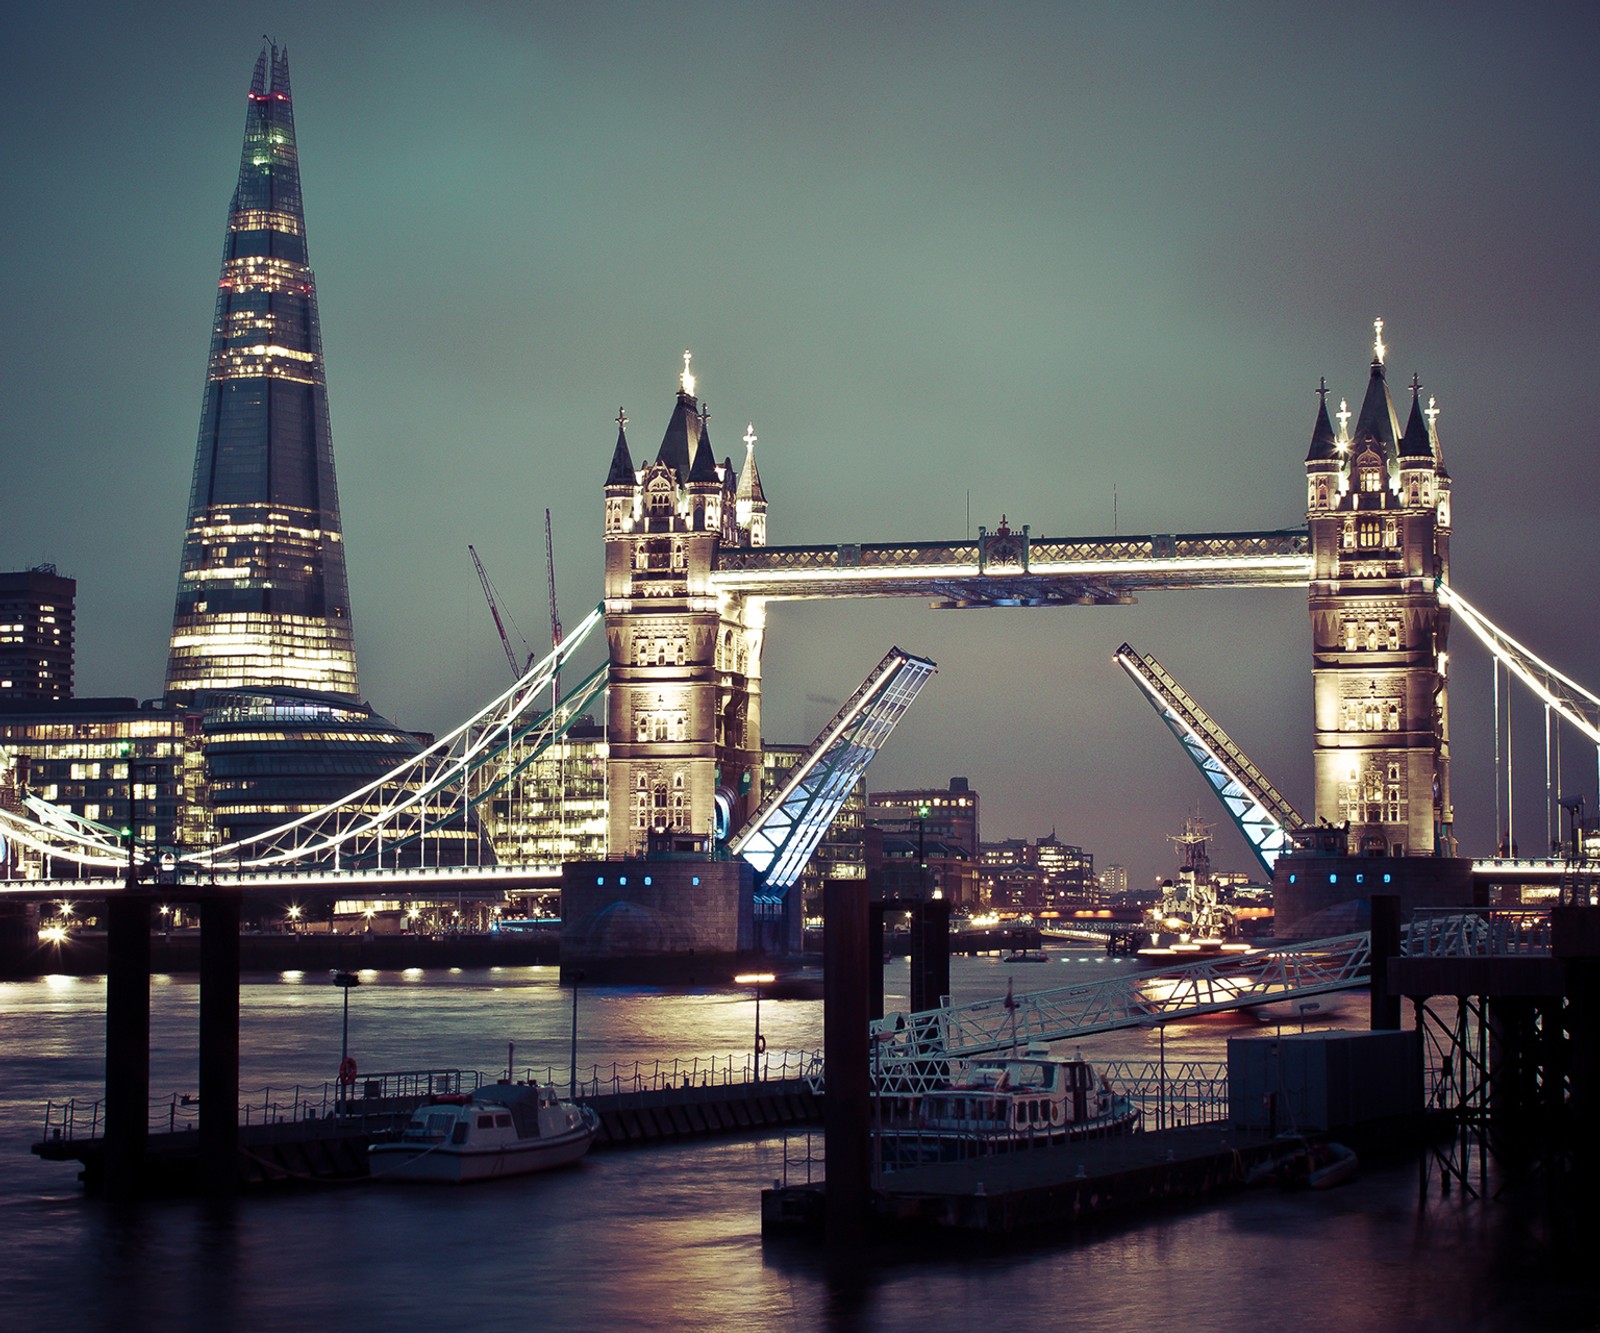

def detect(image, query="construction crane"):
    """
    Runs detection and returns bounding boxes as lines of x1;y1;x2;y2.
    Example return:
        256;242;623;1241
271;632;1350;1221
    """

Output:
468;544;532;682
545;510;563;705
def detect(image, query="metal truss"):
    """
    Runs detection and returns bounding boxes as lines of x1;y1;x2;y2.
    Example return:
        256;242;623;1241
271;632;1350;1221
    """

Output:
1440;583;1600;745
712;528;1312;603
1115;642;1305;876
730;648;936;890
870;932;1373;1093
0;606;608;876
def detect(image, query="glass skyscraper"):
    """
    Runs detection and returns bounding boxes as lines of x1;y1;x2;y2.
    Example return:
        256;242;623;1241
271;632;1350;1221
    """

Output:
165;44;357;701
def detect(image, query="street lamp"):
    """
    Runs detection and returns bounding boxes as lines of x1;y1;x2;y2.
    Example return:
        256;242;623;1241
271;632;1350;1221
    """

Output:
735;972;776;1081
332;970;360;1113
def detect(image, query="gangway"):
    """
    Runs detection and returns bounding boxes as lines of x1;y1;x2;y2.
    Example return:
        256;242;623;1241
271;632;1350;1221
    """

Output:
871;932;1372;1093
1115;642;1305;877
731;647;936;891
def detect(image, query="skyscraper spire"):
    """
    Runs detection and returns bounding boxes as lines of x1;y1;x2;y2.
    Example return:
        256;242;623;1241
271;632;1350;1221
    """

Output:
166;45;358;701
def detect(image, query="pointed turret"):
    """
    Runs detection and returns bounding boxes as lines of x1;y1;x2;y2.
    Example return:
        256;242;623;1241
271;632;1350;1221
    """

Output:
1350;319;1400;459
656;352;702;478
688;402;719;485
606;410;635;486
736;422;769;545
1398;377;1432;459
1305;378;1339;463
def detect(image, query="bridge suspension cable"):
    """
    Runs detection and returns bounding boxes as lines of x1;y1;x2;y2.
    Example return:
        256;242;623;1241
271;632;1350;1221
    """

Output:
1441;583;1600;746
0;604;609;877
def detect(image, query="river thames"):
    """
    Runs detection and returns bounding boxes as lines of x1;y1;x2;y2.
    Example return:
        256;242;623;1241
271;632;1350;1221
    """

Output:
1;951;1592;1331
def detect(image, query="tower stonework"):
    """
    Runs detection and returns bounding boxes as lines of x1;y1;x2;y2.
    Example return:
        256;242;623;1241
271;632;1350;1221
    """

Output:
602;359;769;856
1306;323;1454;857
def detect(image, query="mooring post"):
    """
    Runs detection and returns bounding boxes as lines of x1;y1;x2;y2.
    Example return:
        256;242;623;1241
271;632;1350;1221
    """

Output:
1369;893;1401;1031
104;891;152;1199
823;876;871;1251
909;897;951;1015
198;891;241;1194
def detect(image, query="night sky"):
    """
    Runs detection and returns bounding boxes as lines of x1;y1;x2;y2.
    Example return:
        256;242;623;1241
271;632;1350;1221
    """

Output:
5;3;1597;888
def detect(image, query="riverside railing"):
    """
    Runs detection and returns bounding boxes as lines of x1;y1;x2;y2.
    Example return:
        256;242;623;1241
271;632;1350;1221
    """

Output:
1404;907;1553;958
38;1051;824;1143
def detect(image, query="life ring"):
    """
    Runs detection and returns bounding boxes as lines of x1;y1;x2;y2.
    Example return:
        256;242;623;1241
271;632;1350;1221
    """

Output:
755;1034;767;1056
338;1056;358;1085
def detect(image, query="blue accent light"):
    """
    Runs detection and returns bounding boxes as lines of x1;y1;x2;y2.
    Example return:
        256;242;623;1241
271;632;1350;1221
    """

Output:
1383;873;1392;883
1356;874;1364;884
692;876;700;886
596;876;604;886
619;876;627;886
644;876;652;886
1289;874;1296;884
1329;874;1338;884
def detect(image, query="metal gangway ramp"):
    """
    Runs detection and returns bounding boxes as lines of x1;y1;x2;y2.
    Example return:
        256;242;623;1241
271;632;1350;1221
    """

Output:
1115;642;1307;877
871;933;1372;1094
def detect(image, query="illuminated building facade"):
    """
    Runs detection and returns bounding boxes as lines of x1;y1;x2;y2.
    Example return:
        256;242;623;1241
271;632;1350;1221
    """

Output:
868;777;980;858
0;701;193;877
481;714;609;865
166;44;357;701
980;834;1095;912
602;358;769;855
1305;323;1453;857
0;567;75;704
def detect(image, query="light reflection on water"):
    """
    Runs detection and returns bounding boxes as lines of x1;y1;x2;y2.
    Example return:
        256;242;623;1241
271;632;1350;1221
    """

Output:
0;952;1591;1330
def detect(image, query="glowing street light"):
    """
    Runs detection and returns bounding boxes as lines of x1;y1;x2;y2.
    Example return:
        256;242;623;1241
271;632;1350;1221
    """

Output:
735;972;776;1081
332;970;360;1113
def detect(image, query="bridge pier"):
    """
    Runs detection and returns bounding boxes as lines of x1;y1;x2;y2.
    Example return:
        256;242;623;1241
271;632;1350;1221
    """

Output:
823;877;871;1251
198;892;241;1194
103;892;152;1199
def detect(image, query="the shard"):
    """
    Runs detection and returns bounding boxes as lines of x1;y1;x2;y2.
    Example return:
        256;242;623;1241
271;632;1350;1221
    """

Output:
166;44;357;701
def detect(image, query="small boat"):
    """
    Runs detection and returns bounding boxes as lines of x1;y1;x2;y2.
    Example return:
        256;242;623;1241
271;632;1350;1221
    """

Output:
877;1047;1140;1167
1001;949;1050;963
1246;1136;1358;1190
369;1081;598;1183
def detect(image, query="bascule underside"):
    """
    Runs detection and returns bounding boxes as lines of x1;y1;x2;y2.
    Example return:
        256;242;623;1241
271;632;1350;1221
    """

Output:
711;529;1313;603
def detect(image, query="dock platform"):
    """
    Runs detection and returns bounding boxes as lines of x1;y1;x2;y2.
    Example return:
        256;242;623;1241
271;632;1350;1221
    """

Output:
763;1125;1297;1237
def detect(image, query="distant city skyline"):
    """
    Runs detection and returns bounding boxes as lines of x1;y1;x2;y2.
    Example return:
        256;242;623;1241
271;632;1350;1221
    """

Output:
5;5;1597;888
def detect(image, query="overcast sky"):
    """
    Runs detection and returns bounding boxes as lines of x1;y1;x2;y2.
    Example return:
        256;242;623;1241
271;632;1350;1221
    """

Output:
5;2;1597;887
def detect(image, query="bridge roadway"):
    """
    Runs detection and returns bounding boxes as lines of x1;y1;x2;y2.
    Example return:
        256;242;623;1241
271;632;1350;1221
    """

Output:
710;528;1313;604
6;854;1566;906
0;861;561;904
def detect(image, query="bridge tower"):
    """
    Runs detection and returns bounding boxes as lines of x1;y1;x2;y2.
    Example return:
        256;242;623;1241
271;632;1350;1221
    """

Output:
602;356;769;855
1305;322;1454;856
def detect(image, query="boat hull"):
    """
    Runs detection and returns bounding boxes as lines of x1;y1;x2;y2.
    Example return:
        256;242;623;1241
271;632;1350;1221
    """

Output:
877;1101;1141;1168
370;1121;595;1183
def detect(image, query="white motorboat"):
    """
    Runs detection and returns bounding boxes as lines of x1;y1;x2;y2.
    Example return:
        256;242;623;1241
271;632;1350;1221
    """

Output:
369;1081;598;1183
877;1048;1140;1167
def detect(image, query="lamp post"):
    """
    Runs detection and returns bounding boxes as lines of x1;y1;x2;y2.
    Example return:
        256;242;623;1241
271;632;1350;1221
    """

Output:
736;971;776;1081
332;970;359;1113
568;969;585;1100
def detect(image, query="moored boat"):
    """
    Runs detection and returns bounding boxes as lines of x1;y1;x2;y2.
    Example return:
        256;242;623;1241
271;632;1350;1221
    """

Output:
369;1080;598;1183
876;1047;1139;1167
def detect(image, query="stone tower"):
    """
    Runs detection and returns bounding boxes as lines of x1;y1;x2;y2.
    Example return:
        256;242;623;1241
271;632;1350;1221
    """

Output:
603;356;769;855
1305;322;1454;856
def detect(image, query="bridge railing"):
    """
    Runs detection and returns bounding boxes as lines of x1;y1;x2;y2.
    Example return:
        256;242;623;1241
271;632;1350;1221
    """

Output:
533;1048;825;1100
39;1068;483;1142
1404;908;1553;958
37;1053;827;1143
